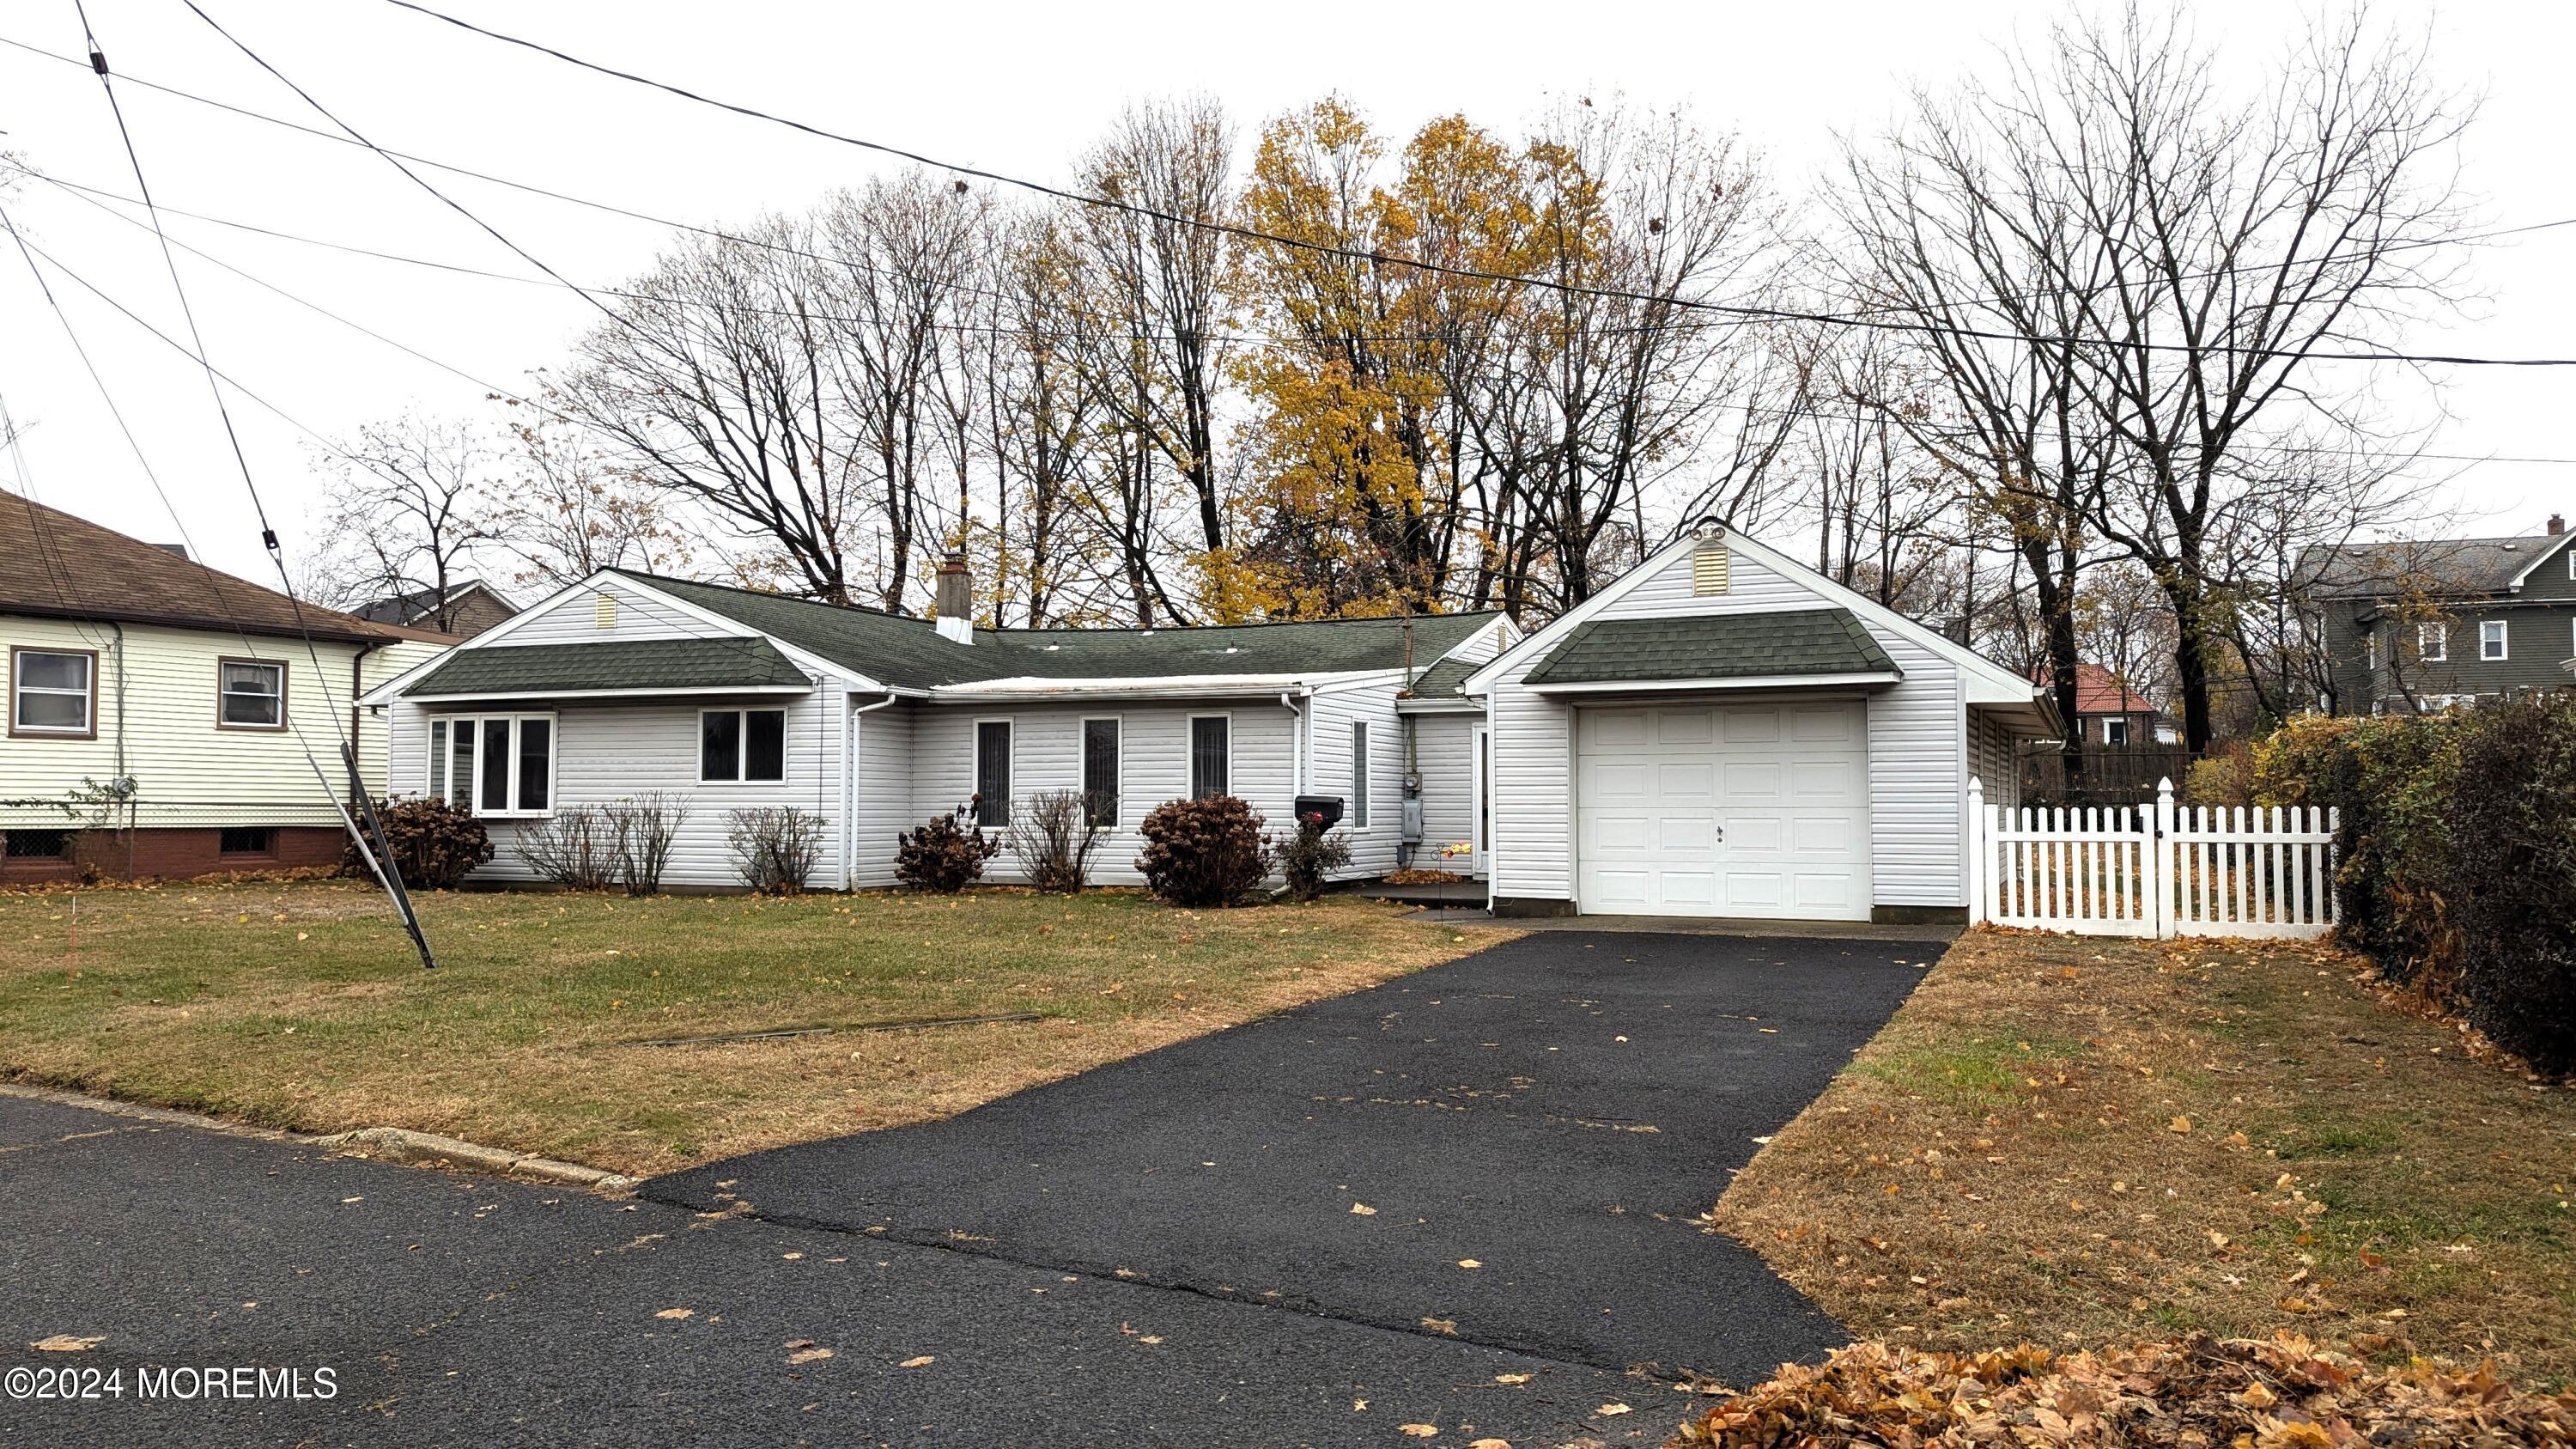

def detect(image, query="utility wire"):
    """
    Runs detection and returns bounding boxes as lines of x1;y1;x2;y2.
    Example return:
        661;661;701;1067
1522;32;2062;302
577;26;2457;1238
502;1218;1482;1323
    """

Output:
371;0;2576;368
66;8;428;958
12;32;2573;357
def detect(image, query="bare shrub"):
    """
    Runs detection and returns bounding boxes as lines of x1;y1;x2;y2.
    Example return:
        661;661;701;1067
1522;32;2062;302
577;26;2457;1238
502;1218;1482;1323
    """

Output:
895;799;1000;894
513;806;619;891
1273;818;1353;902
727;806;823;894
604;793;689;897
1005;788;1107;894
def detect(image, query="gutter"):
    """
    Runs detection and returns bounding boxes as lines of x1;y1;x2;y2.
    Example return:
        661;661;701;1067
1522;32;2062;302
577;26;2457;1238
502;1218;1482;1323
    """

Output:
1279;689;1309;795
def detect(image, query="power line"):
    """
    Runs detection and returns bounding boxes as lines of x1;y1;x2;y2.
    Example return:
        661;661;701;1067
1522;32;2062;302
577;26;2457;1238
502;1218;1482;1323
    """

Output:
66;8;432;963
371;0;2576;369
15;29;2573;363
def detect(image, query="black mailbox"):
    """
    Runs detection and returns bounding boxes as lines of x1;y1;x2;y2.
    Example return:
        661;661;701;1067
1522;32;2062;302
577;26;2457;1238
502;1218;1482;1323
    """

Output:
1293;795;1346;831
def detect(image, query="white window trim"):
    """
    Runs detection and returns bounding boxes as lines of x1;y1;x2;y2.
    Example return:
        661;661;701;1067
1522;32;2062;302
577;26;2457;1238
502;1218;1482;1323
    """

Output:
697;706;790;785
974;716;1013;825
1188;711;1233;801
430;713;557;819
2364;625;2381;672
1350;719;1370;827
2480;619;2508;661
9;648;95;737
2103;717;2130;746
2417;621;2446;662
217;657;289;732
1080;715;1123;828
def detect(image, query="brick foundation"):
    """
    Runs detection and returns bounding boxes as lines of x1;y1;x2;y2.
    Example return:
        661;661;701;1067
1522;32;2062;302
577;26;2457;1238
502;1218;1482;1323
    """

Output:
0;826;345;885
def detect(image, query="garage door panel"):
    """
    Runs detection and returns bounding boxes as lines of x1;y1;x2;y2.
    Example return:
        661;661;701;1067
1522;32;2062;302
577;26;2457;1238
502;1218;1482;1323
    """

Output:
1577;700;1870;921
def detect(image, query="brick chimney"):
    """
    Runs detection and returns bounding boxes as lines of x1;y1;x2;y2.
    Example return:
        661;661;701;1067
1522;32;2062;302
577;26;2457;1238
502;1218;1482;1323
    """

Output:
933;552;973;644
2549;513;2566;536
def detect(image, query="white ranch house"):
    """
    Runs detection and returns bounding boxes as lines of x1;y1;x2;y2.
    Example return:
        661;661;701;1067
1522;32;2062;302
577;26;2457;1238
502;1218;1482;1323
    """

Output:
361;530;2056;921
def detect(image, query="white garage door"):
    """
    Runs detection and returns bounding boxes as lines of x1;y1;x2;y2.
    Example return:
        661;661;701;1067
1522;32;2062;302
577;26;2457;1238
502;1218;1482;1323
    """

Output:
1577;701;1871;921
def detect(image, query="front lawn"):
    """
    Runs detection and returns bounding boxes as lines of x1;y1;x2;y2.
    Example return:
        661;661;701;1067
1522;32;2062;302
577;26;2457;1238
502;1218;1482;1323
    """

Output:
0;882;1487;1176
1709;929;2576;1385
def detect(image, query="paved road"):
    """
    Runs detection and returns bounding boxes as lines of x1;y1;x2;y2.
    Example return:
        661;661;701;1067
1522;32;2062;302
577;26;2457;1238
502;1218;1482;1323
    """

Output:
0;931;1936;1446
653;932;1941;1381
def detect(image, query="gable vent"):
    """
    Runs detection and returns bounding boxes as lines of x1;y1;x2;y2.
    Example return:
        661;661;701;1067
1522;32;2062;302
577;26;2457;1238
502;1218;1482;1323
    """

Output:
1692;541;1730;597
594;590;619;630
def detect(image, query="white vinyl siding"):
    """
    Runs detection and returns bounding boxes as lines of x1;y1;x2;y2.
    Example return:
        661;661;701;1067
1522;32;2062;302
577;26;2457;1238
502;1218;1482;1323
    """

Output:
494;580;714;646
389;686;844;891
1480;539;1990;914
1309;680;1406;879
907;701;1298;888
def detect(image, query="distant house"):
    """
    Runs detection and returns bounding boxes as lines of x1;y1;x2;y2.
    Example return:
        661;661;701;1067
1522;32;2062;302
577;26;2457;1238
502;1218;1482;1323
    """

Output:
2296;514;2576;715
352;579;519;638
3;494;455;882
2027;663;2166;746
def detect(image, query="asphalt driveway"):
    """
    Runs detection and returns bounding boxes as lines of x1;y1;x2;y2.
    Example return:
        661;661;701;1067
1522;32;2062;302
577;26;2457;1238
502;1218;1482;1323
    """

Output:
653;930;1943;1382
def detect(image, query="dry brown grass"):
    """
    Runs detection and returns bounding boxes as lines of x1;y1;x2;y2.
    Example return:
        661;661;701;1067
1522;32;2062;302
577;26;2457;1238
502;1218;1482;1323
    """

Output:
0;881;1497;1177
1708;928;2576;1387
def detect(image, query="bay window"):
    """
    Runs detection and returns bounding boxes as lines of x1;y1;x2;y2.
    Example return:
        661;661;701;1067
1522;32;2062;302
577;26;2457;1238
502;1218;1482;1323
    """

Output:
426;713;555;817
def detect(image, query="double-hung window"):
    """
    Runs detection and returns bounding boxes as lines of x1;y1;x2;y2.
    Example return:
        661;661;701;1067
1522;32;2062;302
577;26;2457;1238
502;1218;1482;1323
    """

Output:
9;648;94;738
701;708;787;783
2416;622;2446;663
1081;718;1120;827
2480;619;2508;661
1189;715;1230;800
217;658;287;729
426;714;554;817
975;720;1012;825
1350;721;1370;827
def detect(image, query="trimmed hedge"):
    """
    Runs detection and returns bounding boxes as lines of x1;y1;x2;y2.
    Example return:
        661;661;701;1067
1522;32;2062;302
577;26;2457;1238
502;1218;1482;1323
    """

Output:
2250;696;2574;1075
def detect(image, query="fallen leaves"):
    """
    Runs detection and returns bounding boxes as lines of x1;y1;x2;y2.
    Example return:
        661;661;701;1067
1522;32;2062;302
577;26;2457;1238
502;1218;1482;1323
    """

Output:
896;1355;933;1368
1671;1333;2576;1447
655;1307;695;1320
1595;1402;1632;1417
30;1335;101;1352
1456;1258;1482;1269
1419;1316;1458;1335
1399;1426;1440;1439
2168;1114;2193;1134
1350;1202;1378;1216
1492;1372;1531;1385
782;1339;835;1366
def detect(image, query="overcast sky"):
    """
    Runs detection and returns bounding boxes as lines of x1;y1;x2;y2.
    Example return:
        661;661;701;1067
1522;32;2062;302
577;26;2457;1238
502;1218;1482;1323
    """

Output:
3;0;2570;584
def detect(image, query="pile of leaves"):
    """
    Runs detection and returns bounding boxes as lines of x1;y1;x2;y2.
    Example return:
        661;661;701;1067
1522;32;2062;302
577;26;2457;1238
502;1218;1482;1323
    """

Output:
1672;1333;2574;1447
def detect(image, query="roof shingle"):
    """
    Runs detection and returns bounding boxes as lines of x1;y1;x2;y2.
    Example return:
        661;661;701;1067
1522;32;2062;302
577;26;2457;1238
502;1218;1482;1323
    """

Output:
1524;609;1898;687
406;637;809;697
3;492;393;644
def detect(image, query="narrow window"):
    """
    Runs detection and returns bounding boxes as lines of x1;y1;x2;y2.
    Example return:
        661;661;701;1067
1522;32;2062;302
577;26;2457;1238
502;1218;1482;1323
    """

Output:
1190;715;1230;800
744;709;786;782
10;648;94;736
2104;718;2130;746
2481;619;2508;661
2417;622;2446;662
1350;720;1370;827
516;718;553;813
452;717;477;804
478;719;511;813
1081;718;1120;827
428;719;450;801
2365;627;2380;672
975;720;1012;825
218;827;275;856
701;710;741;782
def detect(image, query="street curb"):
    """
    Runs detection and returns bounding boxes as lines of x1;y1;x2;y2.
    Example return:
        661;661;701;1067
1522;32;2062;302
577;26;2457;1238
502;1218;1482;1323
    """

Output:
0;1082;640;1195
307;1128;643;1194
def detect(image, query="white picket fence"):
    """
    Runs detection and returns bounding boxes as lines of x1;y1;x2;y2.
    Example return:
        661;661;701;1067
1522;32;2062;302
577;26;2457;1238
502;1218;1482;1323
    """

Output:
1966;777;2340;940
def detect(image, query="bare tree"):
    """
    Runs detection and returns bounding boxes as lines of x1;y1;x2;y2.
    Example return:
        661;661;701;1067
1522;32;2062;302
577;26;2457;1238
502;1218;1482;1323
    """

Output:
308;411;492;630
488;396;693;589
1072;97;1236;557
563;217;865;603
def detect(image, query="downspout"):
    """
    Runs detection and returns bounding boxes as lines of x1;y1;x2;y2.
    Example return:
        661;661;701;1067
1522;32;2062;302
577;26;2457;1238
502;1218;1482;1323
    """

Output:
1279;690;1309;797
845;691;898;890
108;621;131;879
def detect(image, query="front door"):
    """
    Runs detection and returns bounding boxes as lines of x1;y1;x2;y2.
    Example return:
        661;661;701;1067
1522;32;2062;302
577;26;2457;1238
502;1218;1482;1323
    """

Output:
1470;722;1491;878
1574;700;1870;920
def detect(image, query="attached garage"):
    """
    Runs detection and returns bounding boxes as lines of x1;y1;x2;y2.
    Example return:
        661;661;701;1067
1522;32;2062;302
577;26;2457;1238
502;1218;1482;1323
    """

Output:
1577;700;1870;920
1465;528;2055;924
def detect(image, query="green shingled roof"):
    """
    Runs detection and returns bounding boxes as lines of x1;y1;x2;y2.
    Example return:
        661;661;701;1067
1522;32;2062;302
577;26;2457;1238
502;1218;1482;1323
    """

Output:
406;637;809;697
1522;609;1899;687
1404;655;1481;700
607;571;1498;690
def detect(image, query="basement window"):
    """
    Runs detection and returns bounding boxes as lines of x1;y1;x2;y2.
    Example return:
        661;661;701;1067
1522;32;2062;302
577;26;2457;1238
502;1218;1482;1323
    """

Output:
3;829;72;860
219;827;276;856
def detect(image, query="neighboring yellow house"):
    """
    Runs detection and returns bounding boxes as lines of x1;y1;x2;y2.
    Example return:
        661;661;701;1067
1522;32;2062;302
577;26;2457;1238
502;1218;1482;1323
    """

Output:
3;493;454;882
